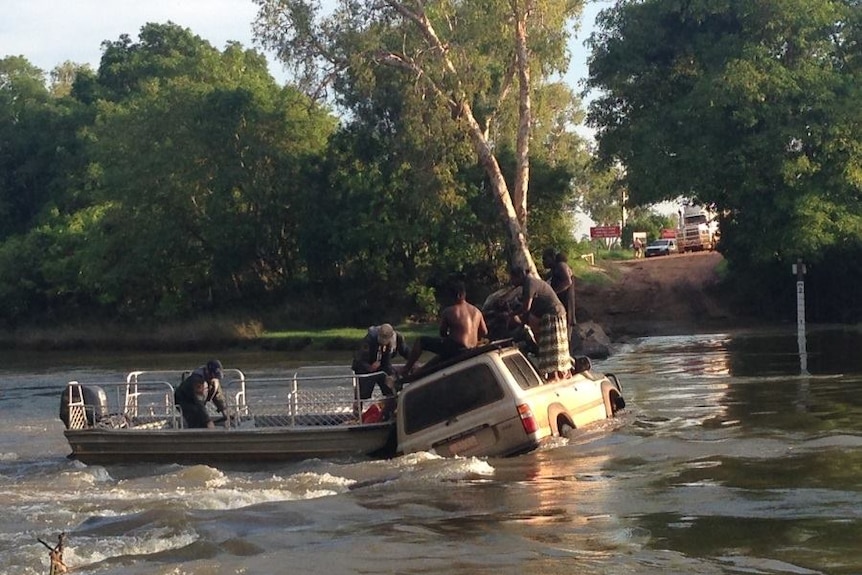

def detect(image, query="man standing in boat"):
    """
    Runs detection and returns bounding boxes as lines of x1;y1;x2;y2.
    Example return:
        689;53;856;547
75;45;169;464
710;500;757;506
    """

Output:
352;324;411;400
175;360;229;429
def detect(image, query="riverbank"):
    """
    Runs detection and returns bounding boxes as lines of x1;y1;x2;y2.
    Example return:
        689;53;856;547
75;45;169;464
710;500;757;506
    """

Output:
577;250;745;338
0;251;738;352
0;319;438;353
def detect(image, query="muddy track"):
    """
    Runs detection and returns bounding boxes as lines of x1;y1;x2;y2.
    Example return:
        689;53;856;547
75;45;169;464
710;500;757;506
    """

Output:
576;251;735;337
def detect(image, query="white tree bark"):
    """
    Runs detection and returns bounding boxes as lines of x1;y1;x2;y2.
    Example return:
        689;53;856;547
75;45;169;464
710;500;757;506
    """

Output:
255;0;545;275
512;0;533;235
382;0;537;274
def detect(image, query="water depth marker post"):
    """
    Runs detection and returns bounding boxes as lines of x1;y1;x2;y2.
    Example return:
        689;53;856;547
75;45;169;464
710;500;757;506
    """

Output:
793;259;809;376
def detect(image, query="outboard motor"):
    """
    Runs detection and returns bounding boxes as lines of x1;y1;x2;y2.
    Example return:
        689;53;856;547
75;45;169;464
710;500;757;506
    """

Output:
59;384;108;429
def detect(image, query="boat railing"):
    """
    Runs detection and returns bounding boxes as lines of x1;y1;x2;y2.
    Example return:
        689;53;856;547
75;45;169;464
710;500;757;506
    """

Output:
63;367;395;430
239;368;393;427
63;382;92;430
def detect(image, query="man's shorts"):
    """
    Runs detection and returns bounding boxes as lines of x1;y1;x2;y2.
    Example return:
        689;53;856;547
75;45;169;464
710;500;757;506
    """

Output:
419;335;467;360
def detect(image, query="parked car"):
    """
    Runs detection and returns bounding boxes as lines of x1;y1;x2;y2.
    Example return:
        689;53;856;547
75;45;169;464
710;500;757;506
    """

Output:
644;238;678;257
395;340;625;458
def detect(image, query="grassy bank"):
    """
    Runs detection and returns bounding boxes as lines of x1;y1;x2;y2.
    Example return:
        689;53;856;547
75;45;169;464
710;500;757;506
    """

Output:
1;257;623;352
0;319;439;352
258;325;439;352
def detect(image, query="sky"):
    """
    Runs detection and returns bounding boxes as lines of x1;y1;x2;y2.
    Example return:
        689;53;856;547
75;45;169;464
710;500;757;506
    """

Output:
1;0;602;91
2;1;267;75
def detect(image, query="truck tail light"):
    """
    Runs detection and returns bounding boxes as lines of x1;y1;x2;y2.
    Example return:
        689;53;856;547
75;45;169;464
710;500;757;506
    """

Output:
517;403;538;434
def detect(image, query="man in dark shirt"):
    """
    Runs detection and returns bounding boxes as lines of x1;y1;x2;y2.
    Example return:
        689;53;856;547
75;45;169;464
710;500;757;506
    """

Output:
352;324;411;399
174;359;228;429
542;248;577;340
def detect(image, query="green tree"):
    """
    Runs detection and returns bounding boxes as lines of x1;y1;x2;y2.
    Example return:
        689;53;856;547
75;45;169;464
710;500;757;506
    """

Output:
575;161;625;229
300;116;499;322
79;23;336;318
49;61;91;97
586;0;862;319
294;64;589;323
253;0;586;274
0;57;90;240
0;56;51;237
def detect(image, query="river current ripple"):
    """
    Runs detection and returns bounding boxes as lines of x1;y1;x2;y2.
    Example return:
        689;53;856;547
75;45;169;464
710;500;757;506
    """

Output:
1;326;861;575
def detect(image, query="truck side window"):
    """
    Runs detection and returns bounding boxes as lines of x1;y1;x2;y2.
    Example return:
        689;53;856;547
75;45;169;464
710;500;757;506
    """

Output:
503;354;543;390
403;365;504;435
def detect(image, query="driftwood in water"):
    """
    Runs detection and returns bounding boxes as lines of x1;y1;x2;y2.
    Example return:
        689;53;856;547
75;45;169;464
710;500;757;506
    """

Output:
37;533;68;574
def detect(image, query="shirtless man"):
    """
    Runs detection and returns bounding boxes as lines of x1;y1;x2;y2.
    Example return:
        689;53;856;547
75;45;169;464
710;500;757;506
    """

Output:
401;281;488;375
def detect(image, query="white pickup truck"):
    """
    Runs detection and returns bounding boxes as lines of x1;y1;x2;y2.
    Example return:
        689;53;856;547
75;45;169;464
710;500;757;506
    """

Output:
394;340;625;458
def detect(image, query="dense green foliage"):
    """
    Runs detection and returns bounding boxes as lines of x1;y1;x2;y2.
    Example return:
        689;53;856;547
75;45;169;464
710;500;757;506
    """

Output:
0;21;589;328
254;0;591;275
0;24;345;325
586;0;862;320
5;0;862;329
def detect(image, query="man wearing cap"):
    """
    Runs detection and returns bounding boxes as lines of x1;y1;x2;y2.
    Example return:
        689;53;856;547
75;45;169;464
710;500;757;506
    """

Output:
174;359;229;429
352;324;411;400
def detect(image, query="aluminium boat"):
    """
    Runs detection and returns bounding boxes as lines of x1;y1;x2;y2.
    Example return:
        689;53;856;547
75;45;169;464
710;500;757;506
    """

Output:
60;366;396;465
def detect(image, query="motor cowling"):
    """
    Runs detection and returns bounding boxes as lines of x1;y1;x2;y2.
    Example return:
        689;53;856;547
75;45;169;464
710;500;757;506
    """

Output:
59;385;108;429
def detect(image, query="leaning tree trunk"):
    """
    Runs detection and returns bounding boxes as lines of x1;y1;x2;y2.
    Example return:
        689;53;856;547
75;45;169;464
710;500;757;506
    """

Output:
459;99;537;276
512;0;533;234
382;0;538;276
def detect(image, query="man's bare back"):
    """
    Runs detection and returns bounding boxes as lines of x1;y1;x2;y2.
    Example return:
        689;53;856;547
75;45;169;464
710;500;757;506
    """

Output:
400;284;490;375
441;299;488;348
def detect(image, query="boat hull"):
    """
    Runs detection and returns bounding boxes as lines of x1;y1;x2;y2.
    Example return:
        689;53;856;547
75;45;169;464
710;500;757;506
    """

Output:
64;423;395;465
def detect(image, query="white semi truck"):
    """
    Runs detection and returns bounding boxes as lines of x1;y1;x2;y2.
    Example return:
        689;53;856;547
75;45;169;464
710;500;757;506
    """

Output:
677;203;719;253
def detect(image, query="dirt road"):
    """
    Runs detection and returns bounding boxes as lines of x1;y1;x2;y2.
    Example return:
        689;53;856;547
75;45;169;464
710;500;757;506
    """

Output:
577;251;735;337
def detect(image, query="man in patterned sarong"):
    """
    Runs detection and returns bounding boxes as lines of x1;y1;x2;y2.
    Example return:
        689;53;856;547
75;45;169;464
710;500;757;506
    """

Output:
509;266;572;380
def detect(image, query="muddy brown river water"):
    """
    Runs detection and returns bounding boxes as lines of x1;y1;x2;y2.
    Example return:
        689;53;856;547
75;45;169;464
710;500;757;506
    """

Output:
1;325;861;574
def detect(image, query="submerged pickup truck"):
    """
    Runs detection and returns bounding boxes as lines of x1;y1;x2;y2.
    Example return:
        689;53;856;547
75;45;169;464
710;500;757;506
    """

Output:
394;339;625;458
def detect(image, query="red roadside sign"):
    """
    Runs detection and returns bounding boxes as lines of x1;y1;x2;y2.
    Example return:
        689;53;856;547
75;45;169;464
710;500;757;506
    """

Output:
590;225;621;239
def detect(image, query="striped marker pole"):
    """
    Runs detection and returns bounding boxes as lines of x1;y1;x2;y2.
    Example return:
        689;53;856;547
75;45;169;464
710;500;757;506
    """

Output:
793;259;809;376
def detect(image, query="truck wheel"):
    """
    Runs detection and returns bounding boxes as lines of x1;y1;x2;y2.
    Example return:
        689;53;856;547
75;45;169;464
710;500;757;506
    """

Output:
601;381;625;417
